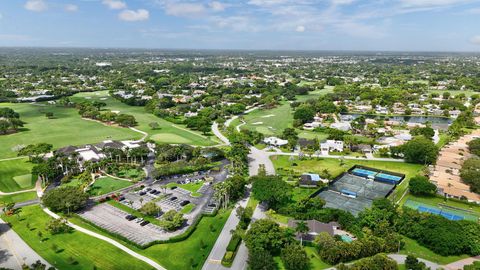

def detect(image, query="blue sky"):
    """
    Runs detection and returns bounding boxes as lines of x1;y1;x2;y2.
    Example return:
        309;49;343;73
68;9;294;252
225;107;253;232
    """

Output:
1;0;480;51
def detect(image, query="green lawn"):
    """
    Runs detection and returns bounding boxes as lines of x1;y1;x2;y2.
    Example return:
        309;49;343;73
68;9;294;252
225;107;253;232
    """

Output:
400;236;469;265
70;208;232;270
2;205;154;270
181;203;195;214
271;155;424;202
236;88;331;140
167;182;203;197
0;158;35;192
428;89;480;97
273;246;331;270
87;177;133;196
0;103;140;159
70;91;218;146
0;191;37;206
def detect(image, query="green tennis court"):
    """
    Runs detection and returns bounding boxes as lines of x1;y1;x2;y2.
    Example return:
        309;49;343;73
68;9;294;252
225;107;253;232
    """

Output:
404;199;480;221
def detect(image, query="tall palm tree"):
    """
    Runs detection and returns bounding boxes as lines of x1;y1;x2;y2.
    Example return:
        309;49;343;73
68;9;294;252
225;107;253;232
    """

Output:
295;221;309;246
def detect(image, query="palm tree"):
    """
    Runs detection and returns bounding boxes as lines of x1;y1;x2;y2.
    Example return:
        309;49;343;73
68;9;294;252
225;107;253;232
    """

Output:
295;221;309;246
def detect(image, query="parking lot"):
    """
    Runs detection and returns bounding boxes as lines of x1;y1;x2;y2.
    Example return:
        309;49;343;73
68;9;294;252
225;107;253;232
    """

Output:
80;165;228;245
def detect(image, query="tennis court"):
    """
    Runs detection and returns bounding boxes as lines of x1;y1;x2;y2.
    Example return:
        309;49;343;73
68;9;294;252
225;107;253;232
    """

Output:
316;173;396;216
351;168;377;178
404;199;479;221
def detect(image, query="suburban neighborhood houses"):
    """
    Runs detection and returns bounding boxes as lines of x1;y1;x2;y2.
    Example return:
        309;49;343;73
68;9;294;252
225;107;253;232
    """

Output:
1;47;480;270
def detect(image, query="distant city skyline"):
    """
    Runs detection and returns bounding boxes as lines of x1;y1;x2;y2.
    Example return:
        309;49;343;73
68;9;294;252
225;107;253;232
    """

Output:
1;0;480;51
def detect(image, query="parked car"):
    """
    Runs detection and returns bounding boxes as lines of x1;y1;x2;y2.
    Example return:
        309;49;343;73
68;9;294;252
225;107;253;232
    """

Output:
139;191;146;196
170;196;177;201
180;200;190;206
140;220;150;226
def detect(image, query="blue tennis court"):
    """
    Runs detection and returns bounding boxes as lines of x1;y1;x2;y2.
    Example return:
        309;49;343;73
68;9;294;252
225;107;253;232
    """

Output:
375;173;403;184
417;206;464;221
351;168;377;178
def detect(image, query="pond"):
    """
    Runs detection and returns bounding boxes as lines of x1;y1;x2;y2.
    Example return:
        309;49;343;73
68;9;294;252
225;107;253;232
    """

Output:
340;113;452;130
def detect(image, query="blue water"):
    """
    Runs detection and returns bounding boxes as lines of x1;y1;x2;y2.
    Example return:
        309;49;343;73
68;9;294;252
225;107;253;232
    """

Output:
340;235;353;243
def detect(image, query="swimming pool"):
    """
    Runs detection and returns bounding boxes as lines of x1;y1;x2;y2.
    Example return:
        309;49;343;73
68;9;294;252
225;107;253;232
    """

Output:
340;235;353;243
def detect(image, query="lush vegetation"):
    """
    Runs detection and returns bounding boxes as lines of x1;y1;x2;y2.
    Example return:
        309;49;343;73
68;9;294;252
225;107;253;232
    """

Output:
2;205;154;270
409;175;437;196
42;186;88;213
0;158;35;192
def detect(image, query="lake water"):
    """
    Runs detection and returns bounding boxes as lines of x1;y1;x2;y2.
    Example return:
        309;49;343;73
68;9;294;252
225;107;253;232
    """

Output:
340;113;452;130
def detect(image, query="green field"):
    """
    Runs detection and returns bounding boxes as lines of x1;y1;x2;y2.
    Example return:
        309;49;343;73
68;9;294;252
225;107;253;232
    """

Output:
0;158;35;192
0;191;37;206
0;103;140;159
271;155;424;201
234;87;332;140
70;208;232;270
70;91;218;146
273;246;331;270
87;177;133;196
428;89;479;97
401;236;469;265
167;182;204;197
2;205;154;270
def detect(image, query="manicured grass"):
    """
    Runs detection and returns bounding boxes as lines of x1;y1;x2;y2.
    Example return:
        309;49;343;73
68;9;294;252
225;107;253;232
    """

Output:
71;208;232;270
428;89;479;97
273;246;331;270
271;155;424;202
0;158;35;192
0;191;37;206
70;91;218;146
87;177;133;196
237;88;331;139
0;103;140;159
305;246;331;269
181;203;195;214
400;236;469;265
167;182;204;197
2;205;154;270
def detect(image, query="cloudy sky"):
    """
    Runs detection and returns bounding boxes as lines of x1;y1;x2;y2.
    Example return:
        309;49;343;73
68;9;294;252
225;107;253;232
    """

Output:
1;0;480;51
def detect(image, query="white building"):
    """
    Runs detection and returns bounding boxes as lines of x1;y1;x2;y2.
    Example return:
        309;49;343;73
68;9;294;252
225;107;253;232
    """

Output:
264;137;288;147
320;140;344;153
330;122;351;131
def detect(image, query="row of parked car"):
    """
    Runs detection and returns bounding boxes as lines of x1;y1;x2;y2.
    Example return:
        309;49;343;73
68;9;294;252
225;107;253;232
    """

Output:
125;214;150;226
138;187;161;196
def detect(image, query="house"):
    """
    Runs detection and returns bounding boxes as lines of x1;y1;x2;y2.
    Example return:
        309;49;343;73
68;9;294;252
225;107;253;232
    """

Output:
263;137;288;147
320;140;344;153
330;122;351;131
303;122;322;130
299;173;328;187
298;138;316;149
287;220;340;241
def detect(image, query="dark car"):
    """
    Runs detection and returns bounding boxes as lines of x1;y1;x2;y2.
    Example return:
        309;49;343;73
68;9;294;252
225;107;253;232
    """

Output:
125;215;137;221
170;196;177;201
145;187;152;191
170;186;177;190
118;196;125;201
154;191;161;195
208;203;217;208
180;200;190;206
139;191;146;196
149;189;157;194
140;220;150;226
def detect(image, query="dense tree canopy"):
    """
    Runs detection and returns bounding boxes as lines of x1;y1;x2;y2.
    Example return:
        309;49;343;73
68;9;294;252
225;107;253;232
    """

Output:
401;136;438;164
42;186;88;213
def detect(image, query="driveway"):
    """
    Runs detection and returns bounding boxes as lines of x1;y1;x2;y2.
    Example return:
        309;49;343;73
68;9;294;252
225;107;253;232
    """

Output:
0;218;50;270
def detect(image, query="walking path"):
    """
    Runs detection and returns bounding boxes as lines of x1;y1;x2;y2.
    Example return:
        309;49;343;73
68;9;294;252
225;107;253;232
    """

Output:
42;207;166;270
0;218;51;270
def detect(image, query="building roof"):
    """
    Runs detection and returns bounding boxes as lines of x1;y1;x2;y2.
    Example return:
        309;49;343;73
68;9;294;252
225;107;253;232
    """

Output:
287;220;339;237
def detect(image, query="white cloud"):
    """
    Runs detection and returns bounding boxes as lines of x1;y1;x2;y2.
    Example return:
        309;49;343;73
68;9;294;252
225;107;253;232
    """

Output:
471;35;480;45
164;2;206;17
332;0;355;5
0;34;32;41
296;25;305;32
209;1;226;12
399;0;473;8
102;0;127;10
65;4;78;12
248;0;289;6
24;0;48;12
119;9;150;21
